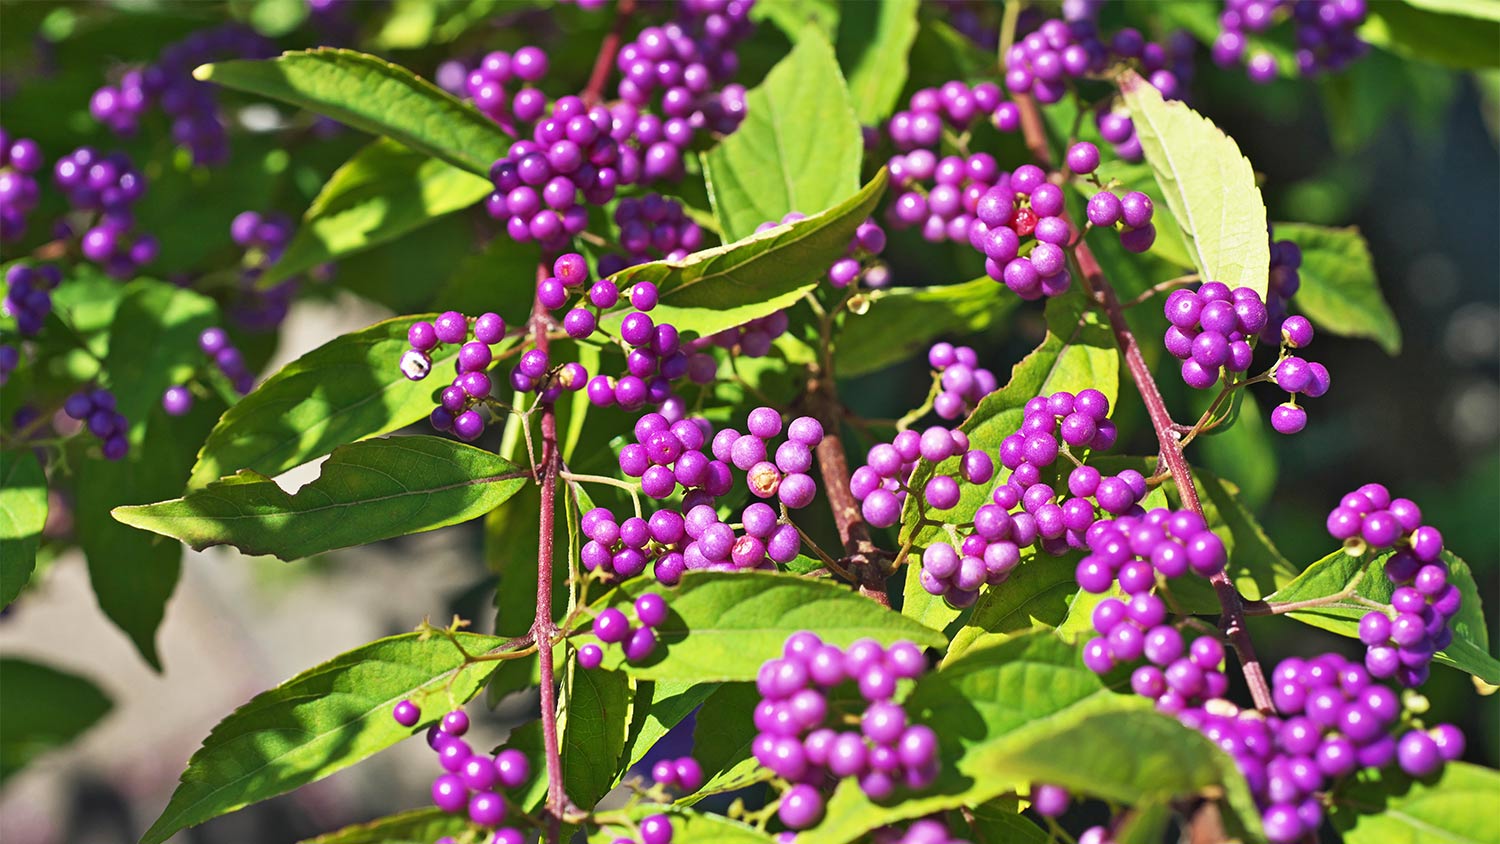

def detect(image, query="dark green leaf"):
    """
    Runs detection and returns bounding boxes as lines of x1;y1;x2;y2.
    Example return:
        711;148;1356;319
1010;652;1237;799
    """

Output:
141;631;505;844
117;436;528;562
79;331;226;668
1266;549;1497;683
1184;467;1298;601
685;683;765;799
620;680;719;774
838;0;921;125
1332;762;1500;844
261;139;492;287
1118;70;1270;296
562;664;632;810
0;659;111;783
1192;390;1277;512
197;48;511;176
584;571;945;682
944;555;1082;664
835;277;1020;378
1361;2;1500;69
0;450;47;609
1275;223;1400;355
968;805;1050;844
188;315;471;488
106;281;219;441
703;28;862;241
299;808;471;844
605;170;887;339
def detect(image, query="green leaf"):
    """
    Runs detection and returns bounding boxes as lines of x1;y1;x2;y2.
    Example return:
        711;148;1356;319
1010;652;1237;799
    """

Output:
620;680;719;774
800;633;1257;844
750;0;839;42
1274;223;1400;355
584;571;945;682
79;327;226;668
702;28;862;241
835;277;1020;378
1192;390;1277;512
944;555;1082;664
592;806;776;844
106;281;220;442
967;806;1050;844
1332;762;1500;844
196;48;511;176
299;808;472;844
188;315;471;488
261;139;492;287
561;664;632;810
0;450;47;609
685;683;765;799
1360;2;1500;69
141;631;504;844
605;170;887;340
0;659;111;783
117;436;528;562
1118;70;1270;296
837;0;921;125
1266;549;1498;683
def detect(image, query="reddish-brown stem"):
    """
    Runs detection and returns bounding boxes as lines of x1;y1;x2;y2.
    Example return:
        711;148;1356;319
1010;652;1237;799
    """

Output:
1013;92;1274;714
530;266;565;844
806;374;890;606
580;0;637;106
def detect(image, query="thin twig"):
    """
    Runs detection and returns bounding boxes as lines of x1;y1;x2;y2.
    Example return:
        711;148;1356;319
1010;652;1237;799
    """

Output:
1013;91;1275;714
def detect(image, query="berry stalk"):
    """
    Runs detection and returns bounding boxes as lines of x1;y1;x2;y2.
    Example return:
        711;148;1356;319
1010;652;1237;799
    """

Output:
1011;91;1274;714
580;0;638;106
529;265;566;844
806;373;890;606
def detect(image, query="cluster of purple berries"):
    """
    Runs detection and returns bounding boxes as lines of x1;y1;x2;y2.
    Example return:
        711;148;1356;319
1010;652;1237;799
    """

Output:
927;343;998;421
968;164;1081;299
1267;315;1330;435
1213;0;1368;82
609;3;754;181
599;193;705;273
1262;230;1302;339
227;211;301;332
389;700;532;840
1075;507;1227;597
0;129;44;241
753;634;938;829
887;149;1005;250
486;96;625;250
458;46;551;130
702;310;787;359
89;24;274;165
1327;483;1457;687
53;147;158;278
63;387;129;460
888;81;1008;153
578;593;668;667
871;818;971;844
199;326;255;396
3;263;61;336
650;755;705;792
826;219;887;289
851;424;980;529
1006;20;1194;102
1192;653;1463;842
1074;143;1158;255
403;310;508;441
1086;593;1232;710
